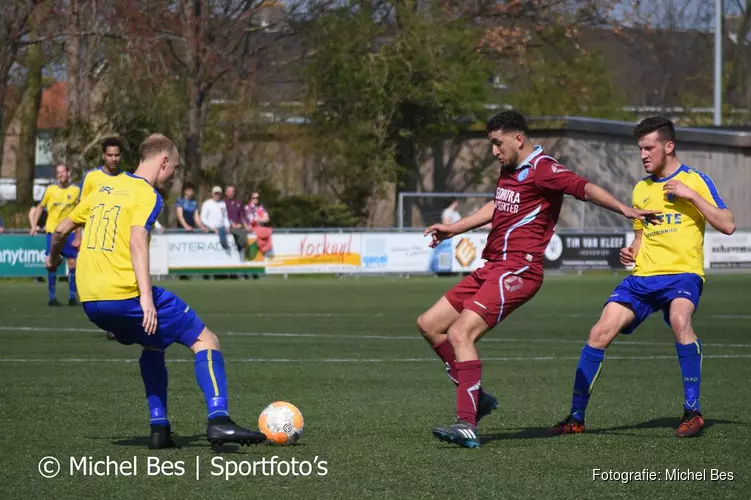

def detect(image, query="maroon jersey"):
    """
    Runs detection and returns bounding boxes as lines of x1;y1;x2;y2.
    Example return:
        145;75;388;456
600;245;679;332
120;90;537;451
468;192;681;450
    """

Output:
483;147;589;267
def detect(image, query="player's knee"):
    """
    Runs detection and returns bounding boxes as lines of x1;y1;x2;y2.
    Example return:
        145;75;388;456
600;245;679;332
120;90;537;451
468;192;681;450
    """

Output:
416;313;440;342
669;313;694;340
191;327;221;352
588;322;617;349
446;324;473;348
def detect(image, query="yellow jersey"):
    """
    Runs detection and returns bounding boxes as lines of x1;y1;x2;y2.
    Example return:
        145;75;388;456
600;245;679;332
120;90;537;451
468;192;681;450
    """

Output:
78;166;121;201
40;183;81;233
68;173;163;302
632;164;727;279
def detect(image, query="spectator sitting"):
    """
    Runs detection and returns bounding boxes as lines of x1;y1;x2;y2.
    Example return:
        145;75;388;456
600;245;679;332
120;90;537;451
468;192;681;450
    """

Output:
0;213;4;233
245;192;273;256
176;182;207;232
200;185;230;251
224;185;249;259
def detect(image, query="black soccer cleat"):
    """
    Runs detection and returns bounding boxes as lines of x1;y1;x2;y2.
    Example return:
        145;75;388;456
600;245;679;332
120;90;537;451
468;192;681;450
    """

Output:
149;424;178;450
206;416;267;446
106;331;116;341
68;298;78;306
48;298;61;307
476;391;499;424
432;420;480;448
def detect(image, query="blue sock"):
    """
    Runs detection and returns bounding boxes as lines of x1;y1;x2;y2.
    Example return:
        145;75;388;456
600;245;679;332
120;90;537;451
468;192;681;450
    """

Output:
570;344;606;422
68;269;77;300
47;271;56;301
194;349;229;419
139;351;169;426
676;340;703;412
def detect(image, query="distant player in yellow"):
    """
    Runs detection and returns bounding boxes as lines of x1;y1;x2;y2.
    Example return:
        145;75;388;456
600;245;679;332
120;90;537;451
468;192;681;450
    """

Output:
78;137;123;202
552;117;736;438
30;163;81;306
47;134;266;449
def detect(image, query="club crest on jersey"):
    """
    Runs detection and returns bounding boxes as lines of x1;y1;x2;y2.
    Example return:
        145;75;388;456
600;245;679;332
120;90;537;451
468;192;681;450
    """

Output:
517;168;529;182
666;193;677;203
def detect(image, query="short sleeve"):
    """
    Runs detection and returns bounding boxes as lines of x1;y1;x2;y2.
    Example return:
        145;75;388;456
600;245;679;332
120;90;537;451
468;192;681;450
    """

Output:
132;189;164;232
68;193;93;226
534;161;589;200
40;186;51;208
78;170;92;202
693;171;727;209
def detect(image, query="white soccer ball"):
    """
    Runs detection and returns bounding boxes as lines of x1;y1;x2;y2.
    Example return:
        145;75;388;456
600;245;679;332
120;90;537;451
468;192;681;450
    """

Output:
258;401;304;445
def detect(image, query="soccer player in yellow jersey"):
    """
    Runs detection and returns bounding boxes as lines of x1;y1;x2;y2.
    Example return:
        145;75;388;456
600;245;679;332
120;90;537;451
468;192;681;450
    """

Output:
552;117;736;439
79;138;123;340
47;134;266;449
30;164;81;306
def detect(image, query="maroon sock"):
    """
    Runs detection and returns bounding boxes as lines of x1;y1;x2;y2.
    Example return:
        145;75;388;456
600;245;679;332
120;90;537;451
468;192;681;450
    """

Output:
456;360;483;426
432;338;458;385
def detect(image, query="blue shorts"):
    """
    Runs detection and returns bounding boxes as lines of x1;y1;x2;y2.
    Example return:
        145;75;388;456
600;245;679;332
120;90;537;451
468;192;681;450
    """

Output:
46;232;78;259
605;273;703;334
82;286;206;349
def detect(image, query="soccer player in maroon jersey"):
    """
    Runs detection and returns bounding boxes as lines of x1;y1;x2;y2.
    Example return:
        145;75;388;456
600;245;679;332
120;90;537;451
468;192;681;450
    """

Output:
417;111;660;448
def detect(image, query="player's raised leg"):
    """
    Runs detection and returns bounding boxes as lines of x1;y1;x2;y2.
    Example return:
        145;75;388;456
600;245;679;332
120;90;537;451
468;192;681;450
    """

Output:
551;301;636;434
417;281;498;424
432;309;490;448
668;297;704;438
417;296;461;383
189;327;267;446
139;345;173;449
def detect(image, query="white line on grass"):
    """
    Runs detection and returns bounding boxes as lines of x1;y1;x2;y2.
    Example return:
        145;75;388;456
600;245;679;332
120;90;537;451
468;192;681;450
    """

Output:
2;325;751;348
1;354;750;363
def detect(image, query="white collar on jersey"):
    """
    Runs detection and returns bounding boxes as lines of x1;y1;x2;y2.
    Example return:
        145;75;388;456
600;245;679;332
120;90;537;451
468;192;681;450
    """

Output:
516;145;544;170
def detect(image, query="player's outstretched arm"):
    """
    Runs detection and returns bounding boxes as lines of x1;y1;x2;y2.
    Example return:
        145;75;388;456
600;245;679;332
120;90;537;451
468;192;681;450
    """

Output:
584;183;661;224
663;180;735;235
46;218;79;270
424;200;494;248
131;226;158;335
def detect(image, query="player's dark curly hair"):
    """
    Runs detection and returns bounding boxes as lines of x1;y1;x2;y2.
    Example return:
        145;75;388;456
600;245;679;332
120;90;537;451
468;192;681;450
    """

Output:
633;116;676;143
101;137;123;152
486;111;529;135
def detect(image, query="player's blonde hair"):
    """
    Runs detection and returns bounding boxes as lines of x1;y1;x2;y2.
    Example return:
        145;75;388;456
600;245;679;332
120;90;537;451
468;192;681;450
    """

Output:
139;134;178;161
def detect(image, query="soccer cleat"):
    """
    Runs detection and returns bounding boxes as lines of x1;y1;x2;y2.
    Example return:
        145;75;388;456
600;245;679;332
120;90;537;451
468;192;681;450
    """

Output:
206;416;267;446
676;409;704;438
48;298;61;307
149;424;178;449
549;414;585;435
68;298;78;306
106;332;116;340
432;420;480;448
476;391;499;424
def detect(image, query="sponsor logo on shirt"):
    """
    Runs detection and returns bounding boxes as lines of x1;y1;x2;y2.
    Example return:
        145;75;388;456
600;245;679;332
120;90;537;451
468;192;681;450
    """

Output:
495;187;521;214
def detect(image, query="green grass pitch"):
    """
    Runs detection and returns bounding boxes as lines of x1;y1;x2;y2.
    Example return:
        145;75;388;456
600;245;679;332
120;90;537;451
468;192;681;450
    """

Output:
1;274;749;499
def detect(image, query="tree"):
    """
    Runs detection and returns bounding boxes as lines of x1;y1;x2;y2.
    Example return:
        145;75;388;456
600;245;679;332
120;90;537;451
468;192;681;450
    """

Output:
304;0;490;222
123;0;313;191
0;0;41;171
15;22;45;208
